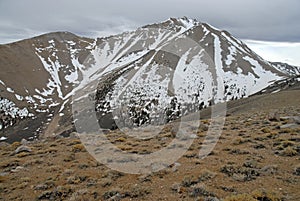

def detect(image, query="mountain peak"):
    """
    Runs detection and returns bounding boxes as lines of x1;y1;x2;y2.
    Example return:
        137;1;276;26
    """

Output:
167;16;199;28
0;17;295;141
142;16;199;31
31;31;81;43
2;31;81;46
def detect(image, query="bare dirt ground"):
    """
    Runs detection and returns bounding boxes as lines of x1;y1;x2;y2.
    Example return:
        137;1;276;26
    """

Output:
0;90;299;201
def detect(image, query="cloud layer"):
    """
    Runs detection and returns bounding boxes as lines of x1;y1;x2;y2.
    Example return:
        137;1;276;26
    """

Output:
245;40;300;66
0;0;299;44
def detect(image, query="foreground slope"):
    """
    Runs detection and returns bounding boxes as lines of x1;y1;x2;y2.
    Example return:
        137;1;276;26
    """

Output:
0;89;299;200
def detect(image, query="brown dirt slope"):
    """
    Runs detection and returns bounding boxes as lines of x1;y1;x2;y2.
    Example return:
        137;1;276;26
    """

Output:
0;89;299;201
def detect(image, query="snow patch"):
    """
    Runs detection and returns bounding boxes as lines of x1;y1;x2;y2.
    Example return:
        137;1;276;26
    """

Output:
35;52;64;99
15;94;24;101
179;18;196;29
0;98;34;118
243;55;282;94
212;34;226;102
0;136;7;141
65;70;79;83
7;87;14;93
225;45;237;66
25;96;35;104
0;80;5;86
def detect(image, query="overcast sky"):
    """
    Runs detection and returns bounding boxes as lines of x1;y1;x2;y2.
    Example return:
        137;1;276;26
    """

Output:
0;0;299;65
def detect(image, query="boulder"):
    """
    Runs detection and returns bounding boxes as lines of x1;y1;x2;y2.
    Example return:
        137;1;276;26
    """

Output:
268;112;280;122
15;145;32;154
280;124;300;129
280;116;300;124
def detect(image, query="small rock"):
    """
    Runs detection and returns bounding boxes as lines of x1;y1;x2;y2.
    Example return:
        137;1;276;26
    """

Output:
171;183;181;193
189;183;211;197
34;184;49;191
0;142;9;147
67;176;81;184
205;197;220;201
37;191;53;200
0;172;9;176
138;174;152;182
69;132;79;139
199;123;209;131
280;116;300;124
294;166;300;176
21;139;29;145
15;145;32;154
172;162;181;172
268;112;280;122
108;193;122;201
177;186;187;194
294;116;300;124
11;166;25;173
253;144;266;149
190;134;198;139
260;165;278;176
280;124;300;129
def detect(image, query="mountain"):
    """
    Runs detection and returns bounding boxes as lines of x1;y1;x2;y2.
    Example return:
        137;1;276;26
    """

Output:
271;62;300;76
0;17;294;142
250;62;300;95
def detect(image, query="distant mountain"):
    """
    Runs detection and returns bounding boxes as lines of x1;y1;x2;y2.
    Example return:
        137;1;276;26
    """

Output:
0;17;293;141
271;62;300;76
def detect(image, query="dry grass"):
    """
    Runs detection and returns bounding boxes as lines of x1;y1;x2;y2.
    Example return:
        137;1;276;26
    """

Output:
224;190;281;201
16;152;31;158
261;127;271;133
251;190;281;201
224;194;257;201
280;146;298;156
0;175;8;183
0;106;299;200
72;144;86;152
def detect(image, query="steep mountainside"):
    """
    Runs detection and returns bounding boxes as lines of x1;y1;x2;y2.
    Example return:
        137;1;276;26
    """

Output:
271;62;300;76
0;17;293;141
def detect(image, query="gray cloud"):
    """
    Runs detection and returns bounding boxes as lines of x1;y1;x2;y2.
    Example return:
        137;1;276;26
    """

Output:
0;0;299;44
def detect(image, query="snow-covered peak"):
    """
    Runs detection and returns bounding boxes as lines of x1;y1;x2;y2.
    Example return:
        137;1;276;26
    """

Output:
142;17;199;32
168;17;199;28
